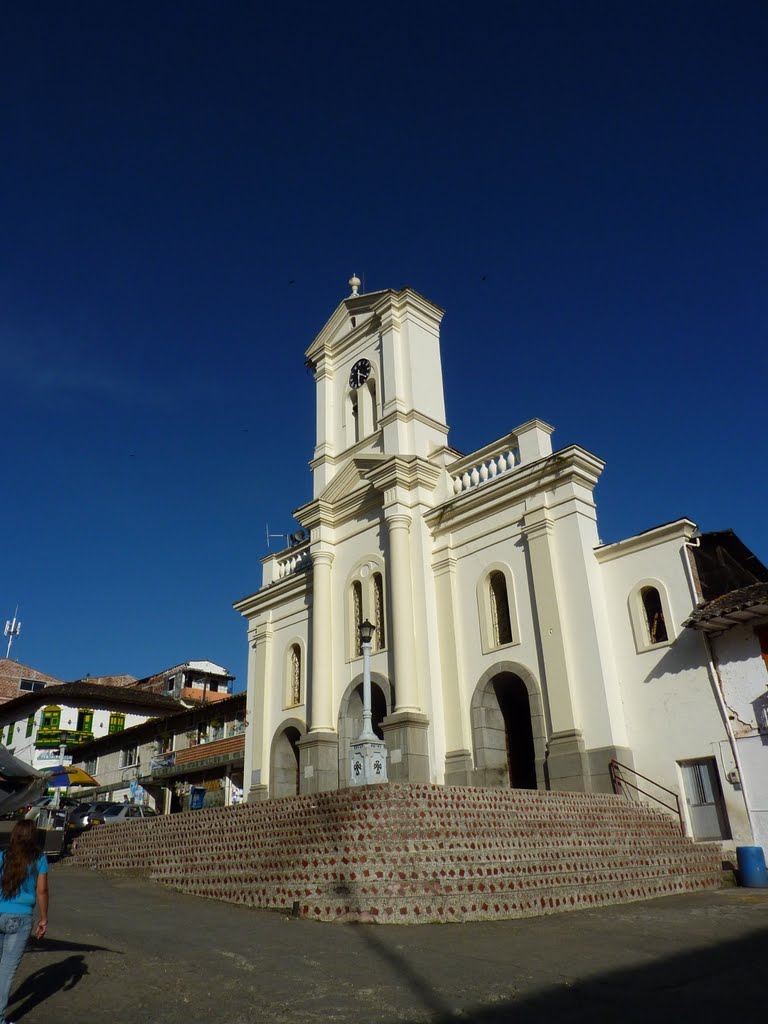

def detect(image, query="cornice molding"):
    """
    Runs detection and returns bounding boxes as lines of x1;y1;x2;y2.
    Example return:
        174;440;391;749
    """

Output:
366;455;442;496
595;518;698;563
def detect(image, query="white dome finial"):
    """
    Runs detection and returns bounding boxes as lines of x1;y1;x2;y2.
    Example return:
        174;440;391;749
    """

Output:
348;273;361;297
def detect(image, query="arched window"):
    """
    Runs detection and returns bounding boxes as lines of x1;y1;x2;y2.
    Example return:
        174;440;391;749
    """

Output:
641;586;668;645
352;580;363;655
373;572;385;650
289;644;302;705
348;564;388;659
350;391;360;444
489;571;513;646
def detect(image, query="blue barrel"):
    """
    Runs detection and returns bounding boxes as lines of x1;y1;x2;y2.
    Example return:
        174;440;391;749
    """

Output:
737;846;768;887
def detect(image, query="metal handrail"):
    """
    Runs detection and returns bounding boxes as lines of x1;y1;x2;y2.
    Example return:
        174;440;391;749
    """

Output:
609;759;684;834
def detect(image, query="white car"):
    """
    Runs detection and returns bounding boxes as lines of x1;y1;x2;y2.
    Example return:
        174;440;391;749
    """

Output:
90;804;159;826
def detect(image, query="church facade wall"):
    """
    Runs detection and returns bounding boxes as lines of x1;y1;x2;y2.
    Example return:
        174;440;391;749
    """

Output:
235;282;754;847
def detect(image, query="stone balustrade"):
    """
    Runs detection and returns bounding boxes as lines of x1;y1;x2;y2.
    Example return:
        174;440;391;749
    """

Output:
262;542;312;585
450;436;520;496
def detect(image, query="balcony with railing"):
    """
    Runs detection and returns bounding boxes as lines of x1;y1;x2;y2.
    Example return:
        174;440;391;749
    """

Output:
35;728;94;749
445;420;555;499
262;540;312;586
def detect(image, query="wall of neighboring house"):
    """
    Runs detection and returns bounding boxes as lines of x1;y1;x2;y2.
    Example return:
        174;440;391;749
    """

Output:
75;701;247;812
4;705;149;771
598;530;751;845
82;738;160;808
712;622;768;850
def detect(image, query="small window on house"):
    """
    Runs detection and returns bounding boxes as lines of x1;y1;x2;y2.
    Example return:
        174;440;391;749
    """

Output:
76;709;93;733
373;573;386;650
6;723;14;745
352;580;363;656
197;723;208;744
641;586;668;645
25;714;34;738
19;679;45;693
108;713;126;734
166;675;176;693
119;745;137;768
289;645;302;705
157;734;173;754
41;706;61;731
84;757;98;775
489;571;513;646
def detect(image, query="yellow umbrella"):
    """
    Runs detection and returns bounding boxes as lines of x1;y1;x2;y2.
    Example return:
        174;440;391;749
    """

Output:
44;765;99;788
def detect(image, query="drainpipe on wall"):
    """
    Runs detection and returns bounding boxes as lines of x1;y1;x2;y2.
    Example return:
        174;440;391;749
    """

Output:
684;540;758;846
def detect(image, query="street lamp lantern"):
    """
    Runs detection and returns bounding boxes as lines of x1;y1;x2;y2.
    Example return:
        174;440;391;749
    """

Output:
359;619;376;646
349;618;388;786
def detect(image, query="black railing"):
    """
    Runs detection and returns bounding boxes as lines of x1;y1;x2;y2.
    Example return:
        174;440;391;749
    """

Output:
609;759;684;834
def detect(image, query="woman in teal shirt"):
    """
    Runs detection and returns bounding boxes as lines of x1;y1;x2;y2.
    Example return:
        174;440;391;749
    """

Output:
0;820;48;1024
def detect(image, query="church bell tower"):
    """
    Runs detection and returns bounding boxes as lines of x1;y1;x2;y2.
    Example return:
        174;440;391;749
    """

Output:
305;276;450;497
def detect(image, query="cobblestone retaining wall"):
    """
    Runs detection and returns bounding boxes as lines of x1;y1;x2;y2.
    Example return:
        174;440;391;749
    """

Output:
69;783;722;923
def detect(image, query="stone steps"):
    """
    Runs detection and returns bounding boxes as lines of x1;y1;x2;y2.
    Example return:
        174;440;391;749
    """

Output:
69;782;721;924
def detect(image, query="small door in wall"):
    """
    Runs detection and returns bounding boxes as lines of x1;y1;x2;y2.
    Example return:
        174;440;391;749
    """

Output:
681;758;730;840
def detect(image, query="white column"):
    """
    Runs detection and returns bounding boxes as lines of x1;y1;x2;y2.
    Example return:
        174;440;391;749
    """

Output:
309;549;335;732
386;512;420;713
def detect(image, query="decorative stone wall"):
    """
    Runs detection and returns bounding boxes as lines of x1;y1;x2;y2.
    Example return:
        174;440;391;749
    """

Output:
69;783;721;924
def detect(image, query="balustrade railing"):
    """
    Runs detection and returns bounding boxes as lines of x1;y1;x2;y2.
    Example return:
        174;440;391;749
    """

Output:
274;542;311;580
450;438;520;496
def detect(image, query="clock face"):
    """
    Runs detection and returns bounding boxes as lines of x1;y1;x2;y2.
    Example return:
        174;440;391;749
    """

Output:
349;358;371;389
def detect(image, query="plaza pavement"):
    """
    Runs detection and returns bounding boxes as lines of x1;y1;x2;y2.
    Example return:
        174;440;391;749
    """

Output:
9;864;768;1024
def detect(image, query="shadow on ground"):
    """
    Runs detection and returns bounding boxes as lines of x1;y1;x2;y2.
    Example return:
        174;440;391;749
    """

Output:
9;955;89;1021
355;919;768;1023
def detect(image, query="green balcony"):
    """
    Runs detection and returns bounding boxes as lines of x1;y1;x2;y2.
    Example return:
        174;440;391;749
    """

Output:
35;728;94;749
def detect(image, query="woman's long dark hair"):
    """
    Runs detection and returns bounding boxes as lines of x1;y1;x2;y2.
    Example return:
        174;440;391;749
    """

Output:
2;820;41;899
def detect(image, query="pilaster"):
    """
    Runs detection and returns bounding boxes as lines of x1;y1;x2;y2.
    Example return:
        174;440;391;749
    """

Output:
244;621;272;802
309;548;335;732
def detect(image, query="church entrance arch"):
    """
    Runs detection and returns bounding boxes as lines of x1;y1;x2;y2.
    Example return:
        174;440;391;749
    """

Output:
337;674;393;786
270;720;305;799
471;665;546;790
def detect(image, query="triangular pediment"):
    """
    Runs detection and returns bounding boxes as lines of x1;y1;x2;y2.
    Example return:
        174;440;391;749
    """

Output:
305;290;392;360
317;455;388;506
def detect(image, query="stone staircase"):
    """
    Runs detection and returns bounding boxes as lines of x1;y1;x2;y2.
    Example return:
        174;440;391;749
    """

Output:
68;783;721;923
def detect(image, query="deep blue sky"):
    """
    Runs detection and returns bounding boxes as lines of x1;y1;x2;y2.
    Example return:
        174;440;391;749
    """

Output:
2;3;766;689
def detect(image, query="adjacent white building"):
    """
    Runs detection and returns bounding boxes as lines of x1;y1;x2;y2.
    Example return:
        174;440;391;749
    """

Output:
0;681;182;772
235;280;766;848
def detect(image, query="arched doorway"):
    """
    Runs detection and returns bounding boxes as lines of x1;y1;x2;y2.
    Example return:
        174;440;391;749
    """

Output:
337;674;393;786
471;668;545;790
270;723;303;798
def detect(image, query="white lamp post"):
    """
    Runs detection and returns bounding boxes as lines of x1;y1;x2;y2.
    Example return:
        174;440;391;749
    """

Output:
349;619;388;785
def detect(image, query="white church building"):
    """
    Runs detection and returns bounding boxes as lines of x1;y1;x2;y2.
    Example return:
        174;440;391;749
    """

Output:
235;279;766;847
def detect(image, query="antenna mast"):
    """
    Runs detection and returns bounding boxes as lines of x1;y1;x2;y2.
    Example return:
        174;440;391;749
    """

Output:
4;607;21;659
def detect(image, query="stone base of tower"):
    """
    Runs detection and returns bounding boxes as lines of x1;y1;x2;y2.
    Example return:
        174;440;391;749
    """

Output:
246;783;269;803
546;731;635;795
444;748;475;787
381;711;431;783
297;730;339;794
545;729;591;792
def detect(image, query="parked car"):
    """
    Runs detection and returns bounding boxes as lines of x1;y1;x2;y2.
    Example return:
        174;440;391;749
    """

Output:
66;802;121;833
90;804;159;826
15;795;79;823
